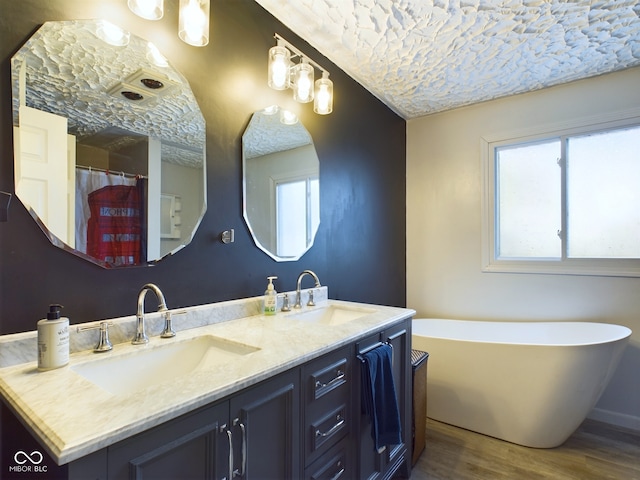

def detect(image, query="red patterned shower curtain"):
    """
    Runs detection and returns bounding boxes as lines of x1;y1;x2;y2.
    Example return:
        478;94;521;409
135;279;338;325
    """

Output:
86;181;146;266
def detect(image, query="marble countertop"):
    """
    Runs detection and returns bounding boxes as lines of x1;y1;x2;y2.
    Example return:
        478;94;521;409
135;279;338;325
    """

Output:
0;292;414;465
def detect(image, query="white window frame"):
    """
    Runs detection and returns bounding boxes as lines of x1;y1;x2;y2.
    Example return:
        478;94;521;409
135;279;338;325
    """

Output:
481;107;640;277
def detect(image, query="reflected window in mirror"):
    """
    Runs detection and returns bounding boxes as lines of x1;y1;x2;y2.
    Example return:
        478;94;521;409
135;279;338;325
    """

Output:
242;106;320;261
11;20;206;268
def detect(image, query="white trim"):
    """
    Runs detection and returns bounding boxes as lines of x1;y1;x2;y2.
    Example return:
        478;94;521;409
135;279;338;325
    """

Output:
589;407;640;433
481;107;640;277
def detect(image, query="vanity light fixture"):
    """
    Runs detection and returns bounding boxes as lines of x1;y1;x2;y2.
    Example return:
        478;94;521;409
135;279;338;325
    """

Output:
268;34;334;115
128;0;164;20
127;0;209;47
178;0;210;47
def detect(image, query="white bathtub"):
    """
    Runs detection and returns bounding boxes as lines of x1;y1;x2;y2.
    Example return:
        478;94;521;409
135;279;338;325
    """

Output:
412;318;631;448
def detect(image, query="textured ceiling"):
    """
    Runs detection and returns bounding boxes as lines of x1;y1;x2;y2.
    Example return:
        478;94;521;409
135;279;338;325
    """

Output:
255;0;640;119
12;20;205;167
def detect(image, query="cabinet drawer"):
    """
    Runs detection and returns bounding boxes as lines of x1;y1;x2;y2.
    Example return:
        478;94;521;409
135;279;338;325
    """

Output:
309;356;348;400
304;346;352;464
305;438;351;480
310;404;348;452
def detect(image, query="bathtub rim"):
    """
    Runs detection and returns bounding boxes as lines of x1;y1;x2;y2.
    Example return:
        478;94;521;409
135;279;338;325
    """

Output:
411;318;632;347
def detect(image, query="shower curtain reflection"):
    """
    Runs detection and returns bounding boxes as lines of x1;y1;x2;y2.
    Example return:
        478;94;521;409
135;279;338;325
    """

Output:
75;168;146;266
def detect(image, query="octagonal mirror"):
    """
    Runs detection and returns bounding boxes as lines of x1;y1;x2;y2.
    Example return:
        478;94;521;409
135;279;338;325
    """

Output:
242;106;320;261
11;19;206;268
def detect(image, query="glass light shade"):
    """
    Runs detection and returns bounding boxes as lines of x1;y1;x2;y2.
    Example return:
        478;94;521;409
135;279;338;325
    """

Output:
268;45;291;90
314;74;333;114
292;62;314;103
96;21;130;47
128;0;164;20
179;0;210;47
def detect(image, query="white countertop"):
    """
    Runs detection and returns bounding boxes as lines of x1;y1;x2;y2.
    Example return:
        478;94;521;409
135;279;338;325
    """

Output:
0;293;414;465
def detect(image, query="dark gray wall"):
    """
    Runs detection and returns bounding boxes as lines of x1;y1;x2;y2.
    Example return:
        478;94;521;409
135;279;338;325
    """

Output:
0;0;406;335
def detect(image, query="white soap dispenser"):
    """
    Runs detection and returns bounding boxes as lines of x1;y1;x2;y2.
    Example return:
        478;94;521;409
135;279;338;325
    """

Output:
263;276;278;316
37;304;70;371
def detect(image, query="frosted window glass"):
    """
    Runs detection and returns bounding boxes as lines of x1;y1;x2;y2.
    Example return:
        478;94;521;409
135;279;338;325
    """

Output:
276;180;306;257
309;178;320;239
567;126;640;258
496;140;561;258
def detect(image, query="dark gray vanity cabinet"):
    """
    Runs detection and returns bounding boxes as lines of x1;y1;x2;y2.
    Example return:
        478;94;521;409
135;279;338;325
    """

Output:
228;369;301;479
78;369;300;480
356;321;412;480
106;401;229;479
65;316;412;480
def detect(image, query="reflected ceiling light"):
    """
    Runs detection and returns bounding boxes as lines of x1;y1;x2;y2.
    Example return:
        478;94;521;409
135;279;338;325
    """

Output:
128;0;164;20
146;42;169;67
96;20;130;47
280;109;298;125
179;0;210;47
267;33;333;115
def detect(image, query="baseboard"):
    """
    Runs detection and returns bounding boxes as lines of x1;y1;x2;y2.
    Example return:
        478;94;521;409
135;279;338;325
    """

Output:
588;408;640;432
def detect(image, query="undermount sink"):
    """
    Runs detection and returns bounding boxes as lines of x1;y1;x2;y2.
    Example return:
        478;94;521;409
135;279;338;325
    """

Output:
72;335;260;395
288;305;377;325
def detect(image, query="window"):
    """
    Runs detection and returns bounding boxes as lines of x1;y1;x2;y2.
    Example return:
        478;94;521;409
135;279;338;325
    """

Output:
275;176;319;258
482;112;640;276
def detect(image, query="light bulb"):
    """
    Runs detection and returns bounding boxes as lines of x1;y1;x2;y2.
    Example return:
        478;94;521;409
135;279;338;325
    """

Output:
314;73;333;115
268;45;290;90
128;0;164;20
293;62;314;103
179;0;210;47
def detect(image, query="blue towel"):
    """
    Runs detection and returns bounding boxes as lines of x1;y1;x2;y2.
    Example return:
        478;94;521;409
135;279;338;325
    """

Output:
361;344;402;451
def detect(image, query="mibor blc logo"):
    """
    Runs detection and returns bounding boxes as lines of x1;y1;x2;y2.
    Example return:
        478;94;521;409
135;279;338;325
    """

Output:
9;450;47;474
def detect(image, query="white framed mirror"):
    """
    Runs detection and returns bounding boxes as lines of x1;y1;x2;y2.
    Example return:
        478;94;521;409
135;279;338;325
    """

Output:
11;19;206;268
242;106;320;261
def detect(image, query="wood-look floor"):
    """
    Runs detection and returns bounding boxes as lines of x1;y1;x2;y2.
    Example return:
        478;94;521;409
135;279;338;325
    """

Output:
409;418;640;480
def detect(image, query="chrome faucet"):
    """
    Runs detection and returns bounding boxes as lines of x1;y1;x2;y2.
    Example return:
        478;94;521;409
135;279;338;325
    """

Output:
294;270;321;309
133;283;168;344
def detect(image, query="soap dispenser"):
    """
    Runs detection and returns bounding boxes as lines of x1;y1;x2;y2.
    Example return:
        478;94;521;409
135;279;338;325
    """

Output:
37;304;70;371
263;276;278;316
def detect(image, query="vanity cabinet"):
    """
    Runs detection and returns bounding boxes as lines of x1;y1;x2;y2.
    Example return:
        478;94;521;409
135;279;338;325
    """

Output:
93;369;300;480
356;321;412;480
107;401;228;480
228;369;300;479
62;315;412;480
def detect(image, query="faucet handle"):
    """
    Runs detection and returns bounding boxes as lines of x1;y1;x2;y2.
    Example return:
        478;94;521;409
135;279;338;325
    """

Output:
161;310;187;338
307;289;316;307
281;294;291;312
77;321;113;353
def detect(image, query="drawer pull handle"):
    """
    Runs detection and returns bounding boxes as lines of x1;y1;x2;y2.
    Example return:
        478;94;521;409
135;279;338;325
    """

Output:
315;370;345;390
315;415;345;438
330;467;345;480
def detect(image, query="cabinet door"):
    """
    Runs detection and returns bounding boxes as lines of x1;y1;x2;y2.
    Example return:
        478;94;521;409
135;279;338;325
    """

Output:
107;401;229;480
229;369;300;480
356;319;412;480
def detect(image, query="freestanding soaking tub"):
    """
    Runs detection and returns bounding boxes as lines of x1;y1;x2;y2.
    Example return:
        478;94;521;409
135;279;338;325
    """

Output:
412;318;631;448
